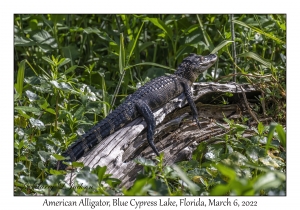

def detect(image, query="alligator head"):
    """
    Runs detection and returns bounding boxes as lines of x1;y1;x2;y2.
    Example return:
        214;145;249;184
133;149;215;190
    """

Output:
175;53;217;83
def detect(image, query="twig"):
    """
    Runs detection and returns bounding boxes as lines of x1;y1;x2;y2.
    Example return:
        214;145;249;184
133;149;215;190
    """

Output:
261;91;267;116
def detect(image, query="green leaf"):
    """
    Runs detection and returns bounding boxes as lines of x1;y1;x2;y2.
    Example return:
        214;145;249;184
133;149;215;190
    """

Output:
16;140;24;150
172;165;200;195
192;142;207;161
139;41;155;52
29;18;39;30
105;178;121;188
19;175;37;185
44;107;56;115
145;18;173;41
210;183;231;196
16;60;26;96
246;146;265;162
238;52;272;69
50;14;65;23
215;164;236;180
196;15;214;51
83;27;100;34
45;174;65;186
25;90;39;102
92;165;107;182
62;45;80;65
57;58;71;68
14;35;35;46
52;154;66;161
135;156;156;167
125;62;176;71
65;65;78;74
123;177;151;195
29;118;45;130
265;123;277;154
37;97;50;109
38;151;51;162
83;27;112;42
72;161;84;168
127;22;144;63
253;172;284;191
38;161;46;169
257;122;264;135
276;124;286;149
30;30;58;48
14;162;27;174
211;40;233;54
14;106;41;113
259;156;279;168
233;20;285;44
49;168;65;175
75;167;98;187
101;75;108;117
74;105;85;119
119;33;125;74
42;56;56;66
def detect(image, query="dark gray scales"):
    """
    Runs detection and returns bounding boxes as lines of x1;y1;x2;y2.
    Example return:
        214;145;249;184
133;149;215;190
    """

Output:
58;53;217;170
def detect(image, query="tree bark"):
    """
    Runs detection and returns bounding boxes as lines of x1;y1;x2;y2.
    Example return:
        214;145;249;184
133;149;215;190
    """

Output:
65;82;261;188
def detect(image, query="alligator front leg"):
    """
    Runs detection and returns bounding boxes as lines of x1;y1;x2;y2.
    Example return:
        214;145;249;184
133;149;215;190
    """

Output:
135;100;160;156
181;82;201;129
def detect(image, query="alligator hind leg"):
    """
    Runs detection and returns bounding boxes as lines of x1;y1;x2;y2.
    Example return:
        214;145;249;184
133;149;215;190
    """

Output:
135;100;160;156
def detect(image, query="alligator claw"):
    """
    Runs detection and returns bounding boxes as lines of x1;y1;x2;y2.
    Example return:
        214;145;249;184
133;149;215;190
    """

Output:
194;117;201;129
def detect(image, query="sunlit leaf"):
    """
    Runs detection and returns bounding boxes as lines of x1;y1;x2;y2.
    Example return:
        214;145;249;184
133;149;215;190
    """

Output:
57;58;71;68
92;165;107;182
29;118;45;130
172;165;200;195
75;167;98;187
253;172;283;191
215;164;236;181
127;22;144;62
276;124;286;149
31;30;58;48
14;35;35;46
233;20;285;44
52;154;66;161
15;60;26;96
14;162;27;174
211;40;233;54
257;122;264;135
38;151;51;162
135;156;156;167
42;56;56;66
238;52;272;69
196;15;214;51
25;90;39;102
259;156;279;168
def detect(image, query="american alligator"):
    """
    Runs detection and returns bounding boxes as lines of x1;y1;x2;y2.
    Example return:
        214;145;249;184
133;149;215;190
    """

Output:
58;53;217;170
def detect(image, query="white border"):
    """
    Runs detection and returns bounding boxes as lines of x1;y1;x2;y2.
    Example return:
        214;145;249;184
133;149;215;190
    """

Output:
3;0;297;209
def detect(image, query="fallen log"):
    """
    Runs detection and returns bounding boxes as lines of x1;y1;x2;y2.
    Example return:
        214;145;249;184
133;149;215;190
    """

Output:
64;82;261;188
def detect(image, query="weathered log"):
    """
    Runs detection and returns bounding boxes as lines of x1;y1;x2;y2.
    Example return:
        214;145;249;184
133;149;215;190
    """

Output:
65;82;260;188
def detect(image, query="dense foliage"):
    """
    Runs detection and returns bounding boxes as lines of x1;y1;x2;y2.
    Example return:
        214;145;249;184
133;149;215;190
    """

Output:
14;14;286;195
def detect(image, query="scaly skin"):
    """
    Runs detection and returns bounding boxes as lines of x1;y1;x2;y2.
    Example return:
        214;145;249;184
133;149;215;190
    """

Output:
58;53;217;170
